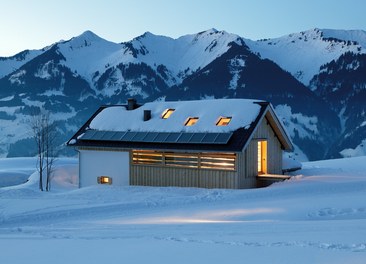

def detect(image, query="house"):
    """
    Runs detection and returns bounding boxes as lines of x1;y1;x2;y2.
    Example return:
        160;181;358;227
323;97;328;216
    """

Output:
67;98;293;189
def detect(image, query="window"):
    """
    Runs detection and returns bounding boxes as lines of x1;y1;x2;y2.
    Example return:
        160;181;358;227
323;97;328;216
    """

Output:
165;152;199;168
216;117;232;126
257;140;267;174
97;176;112;185
132;150;163;165
184;117;199;126
132;150;236;171
200;153;236;170
162;109;175;119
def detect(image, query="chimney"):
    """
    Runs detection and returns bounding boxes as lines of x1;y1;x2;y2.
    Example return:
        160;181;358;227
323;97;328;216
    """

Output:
143;110;151;121
127;98;137;110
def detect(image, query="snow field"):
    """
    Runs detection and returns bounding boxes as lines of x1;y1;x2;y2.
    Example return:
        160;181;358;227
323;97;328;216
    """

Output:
0;156;366;263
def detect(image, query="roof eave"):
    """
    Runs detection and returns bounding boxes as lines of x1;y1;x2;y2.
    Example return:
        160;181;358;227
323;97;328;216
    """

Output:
265;104;294;151
240;103;293;152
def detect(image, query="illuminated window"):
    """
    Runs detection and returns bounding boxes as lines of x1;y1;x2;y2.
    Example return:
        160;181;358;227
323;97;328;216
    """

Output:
165;152;199;168
184;117;199;126
97;176;112;185
216;117;232;126
200;152;236;171
257;140;267;174
132;150;163;165
162;109;175;119
132;150;235;171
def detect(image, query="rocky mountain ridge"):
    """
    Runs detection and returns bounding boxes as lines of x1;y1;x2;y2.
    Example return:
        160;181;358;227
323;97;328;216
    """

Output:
0;28;365;160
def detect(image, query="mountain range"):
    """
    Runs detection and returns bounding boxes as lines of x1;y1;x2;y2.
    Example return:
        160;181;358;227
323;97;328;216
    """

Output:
0;28;365;161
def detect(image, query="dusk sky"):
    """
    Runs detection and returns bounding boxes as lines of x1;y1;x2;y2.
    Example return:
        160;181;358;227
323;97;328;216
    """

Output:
1;0;365;56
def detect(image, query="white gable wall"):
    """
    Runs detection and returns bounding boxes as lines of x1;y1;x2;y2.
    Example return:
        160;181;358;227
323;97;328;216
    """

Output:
79;150;129;187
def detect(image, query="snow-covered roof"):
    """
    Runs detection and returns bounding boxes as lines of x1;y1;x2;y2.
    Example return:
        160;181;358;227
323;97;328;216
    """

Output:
68;98;293;152
89;99;263;133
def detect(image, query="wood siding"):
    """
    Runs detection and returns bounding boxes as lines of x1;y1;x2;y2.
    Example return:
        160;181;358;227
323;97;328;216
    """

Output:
237;117;283;188
131;164;238;189
239;143;258;189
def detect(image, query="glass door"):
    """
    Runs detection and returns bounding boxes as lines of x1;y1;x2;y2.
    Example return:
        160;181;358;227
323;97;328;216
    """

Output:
257;140;267;174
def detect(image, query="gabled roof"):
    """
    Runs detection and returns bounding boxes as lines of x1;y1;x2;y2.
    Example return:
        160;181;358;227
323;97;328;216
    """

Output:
67;99;293;152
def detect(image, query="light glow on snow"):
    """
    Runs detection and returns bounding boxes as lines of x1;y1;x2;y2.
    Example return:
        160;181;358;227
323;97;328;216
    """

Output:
100;208;281;225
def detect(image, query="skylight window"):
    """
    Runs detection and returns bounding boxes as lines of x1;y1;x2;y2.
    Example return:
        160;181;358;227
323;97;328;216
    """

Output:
185;117;199;126
216;117;232;126
162;109;175;119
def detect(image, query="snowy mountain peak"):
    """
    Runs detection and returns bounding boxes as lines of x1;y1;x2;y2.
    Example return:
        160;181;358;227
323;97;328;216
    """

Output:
79;30;101;39
136;31;173;40
208;28;219;33
122;29;244;83
247;28;365;85
0;49;46;78
320;28;366;49
129;31;175;54
55;31;123;85
62;30;106;50
193;28;237;42
197;28;219;35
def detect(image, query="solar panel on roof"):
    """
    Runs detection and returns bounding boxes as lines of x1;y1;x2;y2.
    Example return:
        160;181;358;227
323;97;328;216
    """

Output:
176;133;194;143
108;131;118;140
121;131;137;141
131;132;148;142
201;133;219;143
100;131;116;140
153;132;169;143
92;131;107;140
80;130;96;140
79;130;233;145
82;131;117;141
214;133;232;144
98;131;108;140
189;133;206;143
110;131;127;141
165;132;181;143
143;132;159;142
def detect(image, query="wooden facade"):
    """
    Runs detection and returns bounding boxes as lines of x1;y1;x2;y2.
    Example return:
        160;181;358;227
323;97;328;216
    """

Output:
252;114;283;175
130;116;283;189
131;164;238;188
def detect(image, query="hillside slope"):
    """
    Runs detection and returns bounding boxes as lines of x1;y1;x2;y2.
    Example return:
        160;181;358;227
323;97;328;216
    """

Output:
0;28;365;160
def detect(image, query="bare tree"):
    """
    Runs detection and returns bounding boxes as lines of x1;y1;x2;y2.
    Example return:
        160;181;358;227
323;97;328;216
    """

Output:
44;115;57;191
30;111;57;191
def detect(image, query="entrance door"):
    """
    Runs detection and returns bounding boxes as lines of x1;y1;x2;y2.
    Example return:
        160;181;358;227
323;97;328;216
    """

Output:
257;140;267;174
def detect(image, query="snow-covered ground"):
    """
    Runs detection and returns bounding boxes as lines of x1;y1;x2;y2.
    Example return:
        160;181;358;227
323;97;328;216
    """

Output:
1;156;366;263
